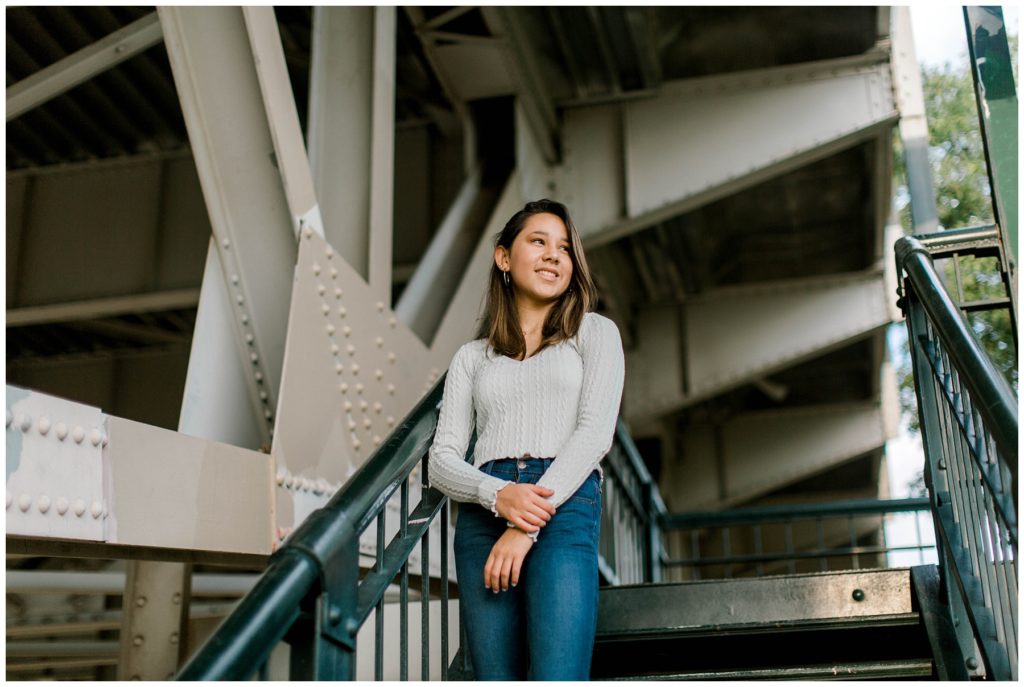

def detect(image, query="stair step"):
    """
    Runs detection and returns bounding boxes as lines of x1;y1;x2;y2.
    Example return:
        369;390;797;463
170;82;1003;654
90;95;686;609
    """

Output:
598;568;914;639
606;659;935;681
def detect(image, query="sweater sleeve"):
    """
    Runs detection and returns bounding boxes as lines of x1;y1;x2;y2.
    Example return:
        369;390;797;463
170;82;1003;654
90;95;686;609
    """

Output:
536;314;625;509
427;342;512;512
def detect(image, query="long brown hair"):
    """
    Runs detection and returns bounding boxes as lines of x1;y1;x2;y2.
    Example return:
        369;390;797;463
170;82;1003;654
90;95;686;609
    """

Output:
475;199;598;358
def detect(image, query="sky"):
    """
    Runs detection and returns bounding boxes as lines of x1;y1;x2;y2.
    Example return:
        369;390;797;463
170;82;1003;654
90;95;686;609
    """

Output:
911;4;1019;68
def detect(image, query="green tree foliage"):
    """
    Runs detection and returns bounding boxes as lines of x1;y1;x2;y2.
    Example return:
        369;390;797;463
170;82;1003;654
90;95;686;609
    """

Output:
893;34;1018;444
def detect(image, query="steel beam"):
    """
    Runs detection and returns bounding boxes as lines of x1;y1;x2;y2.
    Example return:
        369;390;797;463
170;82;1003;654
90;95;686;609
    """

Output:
160;7;299;445
7;289;200;327
117;561;190;680
559;56;898;247
6;385;274;555
177;241;263;449
6;570;258;596
307;6;373;264
965;6;1018;259
6;12;163;121
394;165;485;342
665;401;894;510
368;7;397;306
624;270;896;419
242;7;324;240
480;6;558;163
891;7;938;234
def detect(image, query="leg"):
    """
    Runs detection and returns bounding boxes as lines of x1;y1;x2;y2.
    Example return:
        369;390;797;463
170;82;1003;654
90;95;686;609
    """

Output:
454;502;528;680
524;471;602;680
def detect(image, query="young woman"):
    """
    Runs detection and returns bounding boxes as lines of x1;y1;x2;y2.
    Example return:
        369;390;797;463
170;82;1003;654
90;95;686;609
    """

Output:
427;199;625;680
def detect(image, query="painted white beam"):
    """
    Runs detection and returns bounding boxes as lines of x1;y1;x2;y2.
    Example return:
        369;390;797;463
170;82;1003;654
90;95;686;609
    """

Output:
368;7;397;307
6;385;274;556
395;165;485;342
559;56;898;247
6;570;257;596
160;7;299;445
624;269;897;421
664;401;894;511
6;13;163;121
7;289;200;327
242;7;323;240
307;6;373;267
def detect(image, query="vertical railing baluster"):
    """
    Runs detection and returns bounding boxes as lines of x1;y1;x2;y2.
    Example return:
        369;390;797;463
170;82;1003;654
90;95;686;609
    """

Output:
375;509;385;680
421;458;430;681
921;509;929;565
400;479;409;681
785;522;795;574
722;527;732;578
690;530;701;581
753;524;764;576
440;498;449;680
816;517;826;571
847;516;859;569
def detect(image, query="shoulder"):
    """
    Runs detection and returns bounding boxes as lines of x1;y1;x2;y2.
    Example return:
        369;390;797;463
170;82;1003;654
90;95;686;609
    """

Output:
579;311;621;344
450;338;489;371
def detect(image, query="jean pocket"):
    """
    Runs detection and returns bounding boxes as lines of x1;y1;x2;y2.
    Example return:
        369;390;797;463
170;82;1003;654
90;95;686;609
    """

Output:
567;471;601;506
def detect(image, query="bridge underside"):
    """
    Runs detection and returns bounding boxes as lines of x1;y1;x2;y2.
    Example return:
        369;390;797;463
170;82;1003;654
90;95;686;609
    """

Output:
7;6;905;680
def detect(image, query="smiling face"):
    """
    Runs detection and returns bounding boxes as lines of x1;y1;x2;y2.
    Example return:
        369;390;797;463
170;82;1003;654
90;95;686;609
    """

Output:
495;212;574;305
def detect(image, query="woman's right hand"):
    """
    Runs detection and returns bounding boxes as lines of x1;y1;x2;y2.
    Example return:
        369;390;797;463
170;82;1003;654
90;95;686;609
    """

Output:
494;483;556;532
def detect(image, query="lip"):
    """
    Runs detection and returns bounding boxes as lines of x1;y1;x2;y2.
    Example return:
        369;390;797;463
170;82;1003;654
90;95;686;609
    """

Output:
535;268;559;281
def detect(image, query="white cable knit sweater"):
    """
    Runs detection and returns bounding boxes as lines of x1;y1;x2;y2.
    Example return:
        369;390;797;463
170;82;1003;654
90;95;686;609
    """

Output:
427;311;625;517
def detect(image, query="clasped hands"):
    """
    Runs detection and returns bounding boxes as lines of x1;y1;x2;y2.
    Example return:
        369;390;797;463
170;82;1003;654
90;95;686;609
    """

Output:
483;483;556;593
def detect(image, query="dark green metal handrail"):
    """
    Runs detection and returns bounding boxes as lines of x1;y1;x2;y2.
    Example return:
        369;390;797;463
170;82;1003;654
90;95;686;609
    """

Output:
663;497;931;528
660;498;934;579
897;233;1018;681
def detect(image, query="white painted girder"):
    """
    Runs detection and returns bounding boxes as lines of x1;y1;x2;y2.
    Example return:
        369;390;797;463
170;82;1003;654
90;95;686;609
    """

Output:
624;269;896;421
6;385;274;556
242;7;324;240
664;400;895;512
559;56;898;248
6;13;163;121
160;7;300;446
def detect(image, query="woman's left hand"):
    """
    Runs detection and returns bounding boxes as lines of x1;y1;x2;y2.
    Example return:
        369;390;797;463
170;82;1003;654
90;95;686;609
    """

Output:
484;528;535;592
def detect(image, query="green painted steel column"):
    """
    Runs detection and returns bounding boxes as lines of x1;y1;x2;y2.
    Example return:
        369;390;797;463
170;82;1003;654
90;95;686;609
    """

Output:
964;6;1018;263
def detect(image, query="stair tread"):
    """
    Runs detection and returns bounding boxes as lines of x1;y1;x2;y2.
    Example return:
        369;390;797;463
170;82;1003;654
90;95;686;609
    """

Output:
605;658;935;681
598;568;913;634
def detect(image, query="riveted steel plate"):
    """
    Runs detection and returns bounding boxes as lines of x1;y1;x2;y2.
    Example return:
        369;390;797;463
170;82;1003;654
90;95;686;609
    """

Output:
6;385;107;541
597;568;913;636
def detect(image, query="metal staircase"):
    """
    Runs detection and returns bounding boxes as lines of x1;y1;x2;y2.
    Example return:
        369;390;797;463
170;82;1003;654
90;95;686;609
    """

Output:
172;223;1016;681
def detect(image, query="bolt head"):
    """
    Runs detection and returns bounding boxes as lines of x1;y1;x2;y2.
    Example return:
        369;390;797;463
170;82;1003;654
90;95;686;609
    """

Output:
56;497;69;515
18;493;32;512
328;606;342;625
133;635;144;647
966;657;978;670
73;499;86;517
37;495;51;514
18;413;32;432
72;426;85;444
55;422;68;440
136;596;147;608
852;588;866;602
38;416;51;435
89;428;103;446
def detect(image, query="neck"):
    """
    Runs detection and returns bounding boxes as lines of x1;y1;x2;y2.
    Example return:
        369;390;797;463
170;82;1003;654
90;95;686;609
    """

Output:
513;294;555;336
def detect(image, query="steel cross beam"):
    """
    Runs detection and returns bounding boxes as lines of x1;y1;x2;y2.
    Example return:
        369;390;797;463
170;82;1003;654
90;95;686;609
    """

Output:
560;54;898;248
159;6;300;445
6;12;163;121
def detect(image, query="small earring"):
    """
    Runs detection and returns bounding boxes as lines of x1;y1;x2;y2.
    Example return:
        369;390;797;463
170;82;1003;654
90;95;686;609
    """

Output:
503;270;509;286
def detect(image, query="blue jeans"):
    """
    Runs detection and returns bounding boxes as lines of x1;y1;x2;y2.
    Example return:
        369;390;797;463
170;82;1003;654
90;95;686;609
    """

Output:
454;458;602;681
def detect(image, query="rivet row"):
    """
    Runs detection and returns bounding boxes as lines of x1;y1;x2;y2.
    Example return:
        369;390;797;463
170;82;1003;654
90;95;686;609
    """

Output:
5;411;108;446
6;491;104;519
